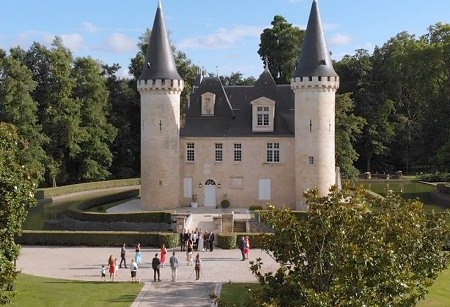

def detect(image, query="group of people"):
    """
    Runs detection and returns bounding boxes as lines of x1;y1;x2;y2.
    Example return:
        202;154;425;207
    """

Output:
180;229;215;253
102;243;199;283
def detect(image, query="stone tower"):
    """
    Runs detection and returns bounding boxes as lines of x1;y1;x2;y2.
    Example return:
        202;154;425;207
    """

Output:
137;0;184;210
291;0;339;209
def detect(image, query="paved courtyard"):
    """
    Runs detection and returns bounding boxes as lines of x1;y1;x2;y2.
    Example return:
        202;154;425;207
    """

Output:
17;245;278;306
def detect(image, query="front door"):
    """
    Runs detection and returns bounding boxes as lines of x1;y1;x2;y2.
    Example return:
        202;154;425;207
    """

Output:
204;179;217;207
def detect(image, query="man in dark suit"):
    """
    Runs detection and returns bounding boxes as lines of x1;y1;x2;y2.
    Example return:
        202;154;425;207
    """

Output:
209;232;215;251
180;229;186;251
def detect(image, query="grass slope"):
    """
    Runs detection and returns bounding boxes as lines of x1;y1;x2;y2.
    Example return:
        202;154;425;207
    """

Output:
9;274;143;307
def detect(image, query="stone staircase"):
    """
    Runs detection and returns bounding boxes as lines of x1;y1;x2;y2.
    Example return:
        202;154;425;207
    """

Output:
233;220;247;233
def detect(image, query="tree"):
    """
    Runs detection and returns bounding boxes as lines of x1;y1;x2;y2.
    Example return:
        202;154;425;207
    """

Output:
21;38;83;185
70;57;117;181
335;93;365;179
0;50;47;182
0;123;37;304
258;15;305;84
102;63;140;178
249;186;450;306
219;72;256;86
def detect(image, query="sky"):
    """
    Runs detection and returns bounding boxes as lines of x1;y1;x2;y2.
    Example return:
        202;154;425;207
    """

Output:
1;0;448;79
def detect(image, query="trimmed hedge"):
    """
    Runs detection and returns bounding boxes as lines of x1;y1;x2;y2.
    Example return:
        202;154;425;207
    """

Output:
65;189;173;224
417;172;450;182
217;233;268;249
437;183;450;195
35;178;141;199
16;230;179;248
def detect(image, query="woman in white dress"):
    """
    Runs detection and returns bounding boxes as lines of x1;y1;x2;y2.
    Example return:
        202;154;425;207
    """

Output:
197;229;204;251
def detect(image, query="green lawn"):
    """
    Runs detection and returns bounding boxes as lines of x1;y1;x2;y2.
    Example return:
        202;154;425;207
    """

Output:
8;274;143;307
220;267;450;306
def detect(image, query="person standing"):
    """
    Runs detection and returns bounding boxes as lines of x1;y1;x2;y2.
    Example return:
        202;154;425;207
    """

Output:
209;232;215;251
135;243;142;264
114;258;119;276
130;258;138;283
101;265;106;281
198;229;204;252
180;229;186;251
108;255;115;281
160;244;167;268
119;244;127;268
204;231;210;252
186;239;193;265
239;236;246;261
244;236;250;259
152;253;161;282
169;251;179;282
194;253;201;280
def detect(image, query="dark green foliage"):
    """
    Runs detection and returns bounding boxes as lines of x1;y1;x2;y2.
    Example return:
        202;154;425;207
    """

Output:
221;199;231;208
248;205;263;211
258;15;305;84
0;123;37;304
418;172;450;182
34;178;140;199
249;186;450;306
217;233;265;249
16;231;179;248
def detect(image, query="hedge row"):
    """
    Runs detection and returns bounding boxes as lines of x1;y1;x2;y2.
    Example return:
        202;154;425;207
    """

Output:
417;172;450;182
16;230;179;248
35;178;141;199
437;183;450;195
217;233;268;249
66;189;173;224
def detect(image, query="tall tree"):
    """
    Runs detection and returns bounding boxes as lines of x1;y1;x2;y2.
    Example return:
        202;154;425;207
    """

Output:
102;63;140;178
0;50;47;182
0;123;37;304
20;38;83;186
258;15;305;84
335;93;365;179
70;57;117;181
250;186;450;306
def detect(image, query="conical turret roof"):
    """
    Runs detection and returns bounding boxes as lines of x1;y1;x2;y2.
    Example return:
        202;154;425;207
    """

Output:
139;1;181;81
293;0;337;78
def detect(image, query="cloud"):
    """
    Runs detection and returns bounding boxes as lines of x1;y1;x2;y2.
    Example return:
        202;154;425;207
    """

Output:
329;33;352;46
178;26;262;50
60;33;84;51
116;66;132;79
82;21;100;33
106;33;136;53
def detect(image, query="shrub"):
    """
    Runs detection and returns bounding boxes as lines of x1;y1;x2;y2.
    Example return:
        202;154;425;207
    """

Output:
16;230;179;248
221;199;231;208
249;205;263;211
217;233;267;249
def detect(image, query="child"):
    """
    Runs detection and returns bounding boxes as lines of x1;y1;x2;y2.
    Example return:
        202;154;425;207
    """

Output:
130;259;138;283
101;265;106;281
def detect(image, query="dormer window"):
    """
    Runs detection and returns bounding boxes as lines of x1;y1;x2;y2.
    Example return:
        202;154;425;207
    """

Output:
201;92;216;116
251;97;276;132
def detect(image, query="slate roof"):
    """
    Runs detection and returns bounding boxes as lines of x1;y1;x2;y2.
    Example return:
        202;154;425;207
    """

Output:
139;1;181;81
180;70;294;137
293;0;337;78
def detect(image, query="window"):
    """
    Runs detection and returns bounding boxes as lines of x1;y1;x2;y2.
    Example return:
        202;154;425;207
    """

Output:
257;107;269;126
234;143;242;162
215;143;223;162
186;143;195;162
251;97;275;132
201;92;216;116
258;179;271;200
309;156;314;165
266;143;280;163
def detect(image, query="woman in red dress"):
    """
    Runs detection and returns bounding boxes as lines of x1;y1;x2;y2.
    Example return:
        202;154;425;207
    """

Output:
244;236;250;259
108;255;116;281
160;244;167;268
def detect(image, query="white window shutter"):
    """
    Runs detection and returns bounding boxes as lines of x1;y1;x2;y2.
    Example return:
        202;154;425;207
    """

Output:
184;178;193;198
258;179;271;200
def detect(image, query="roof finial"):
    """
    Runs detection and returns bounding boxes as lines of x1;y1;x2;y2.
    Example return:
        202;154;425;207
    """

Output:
158;0;162;9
